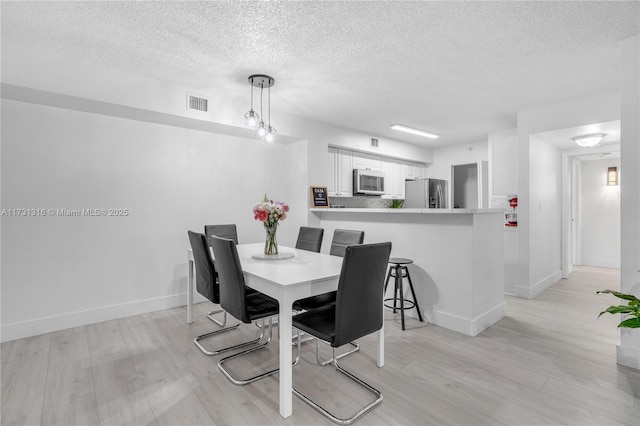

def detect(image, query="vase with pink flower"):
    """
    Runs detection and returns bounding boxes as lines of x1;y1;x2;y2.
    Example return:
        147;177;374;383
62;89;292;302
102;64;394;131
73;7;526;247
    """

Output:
253;194;289;255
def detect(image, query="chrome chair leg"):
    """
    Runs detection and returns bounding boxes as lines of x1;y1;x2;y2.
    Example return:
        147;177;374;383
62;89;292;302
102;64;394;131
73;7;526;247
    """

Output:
315;339;360;366
207;308;233;327
256;315;279;328
293;347;383;425
218;319;301;385
194;310;257;356
292;331;315;345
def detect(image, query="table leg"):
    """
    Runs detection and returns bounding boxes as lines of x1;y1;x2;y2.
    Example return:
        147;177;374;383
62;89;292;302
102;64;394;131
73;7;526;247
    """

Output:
278;293;294;418
377;317;385;367
187;257;194;324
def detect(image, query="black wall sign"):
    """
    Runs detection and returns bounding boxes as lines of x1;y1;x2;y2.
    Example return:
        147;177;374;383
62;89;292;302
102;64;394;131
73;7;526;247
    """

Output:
310;186;329;207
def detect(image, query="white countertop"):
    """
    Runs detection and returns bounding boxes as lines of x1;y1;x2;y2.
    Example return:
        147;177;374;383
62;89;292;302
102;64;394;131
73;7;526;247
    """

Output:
310;207;504;214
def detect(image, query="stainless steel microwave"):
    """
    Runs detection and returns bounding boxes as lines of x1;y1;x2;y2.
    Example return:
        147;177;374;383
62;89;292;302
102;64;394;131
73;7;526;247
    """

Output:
353;169;385;195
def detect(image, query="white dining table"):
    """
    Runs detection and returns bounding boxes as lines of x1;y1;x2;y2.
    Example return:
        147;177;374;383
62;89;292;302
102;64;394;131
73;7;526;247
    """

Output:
186;243;385;418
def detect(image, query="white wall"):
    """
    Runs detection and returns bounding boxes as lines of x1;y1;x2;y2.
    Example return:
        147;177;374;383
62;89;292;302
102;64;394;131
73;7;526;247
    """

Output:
580;158;621;268
619;34;640;370
0;99;307;341
528;136;563;296
488;128;518;197
424;140;488;180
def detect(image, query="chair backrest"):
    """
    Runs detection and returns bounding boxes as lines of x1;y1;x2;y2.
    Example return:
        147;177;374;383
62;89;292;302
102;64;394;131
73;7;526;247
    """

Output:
329;229;365;257
334;242;392;347
209;235;250;323
295;226;324;253
188;231;219;303
204;224;238;244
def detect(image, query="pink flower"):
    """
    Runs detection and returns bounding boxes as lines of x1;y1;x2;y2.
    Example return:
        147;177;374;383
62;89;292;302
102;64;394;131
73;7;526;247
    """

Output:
255;210;268;222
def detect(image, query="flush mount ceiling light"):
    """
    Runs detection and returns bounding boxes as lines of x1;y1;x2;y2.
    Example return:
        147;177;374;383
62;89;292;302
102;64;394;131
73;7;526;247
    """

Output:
245;74;277;142
572;133;606;147
390;124;439;139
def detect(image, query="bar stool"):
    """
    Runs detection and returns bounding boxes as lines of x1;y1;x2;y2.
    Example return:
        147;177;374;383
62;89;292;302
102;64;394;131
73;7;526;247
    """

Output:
384;258;423;330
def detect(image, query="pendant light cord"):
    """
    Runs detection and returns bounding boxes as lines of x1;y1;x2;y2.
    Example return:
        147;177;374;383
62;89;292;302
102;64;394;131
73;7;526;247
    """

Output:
268;83;271;126
260;83;264;120
250;77;254;110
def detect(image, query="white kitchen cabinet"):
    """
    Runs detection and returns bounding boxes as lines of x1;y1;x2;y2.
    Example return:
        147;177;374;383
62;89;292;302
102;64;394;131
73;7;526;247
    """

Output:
328;147;425;199
327;147;338;197
393;162;406;199
328;147;353;197
404;163;421;180
381;161;396;199
353;152;382;171
381;160;406;199
403;161;427;180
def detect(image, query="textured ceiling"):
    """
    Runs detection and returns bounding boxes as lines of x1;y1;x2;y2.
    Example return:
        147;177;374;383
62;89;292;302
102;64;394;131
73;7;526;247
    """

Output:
2;1;639;147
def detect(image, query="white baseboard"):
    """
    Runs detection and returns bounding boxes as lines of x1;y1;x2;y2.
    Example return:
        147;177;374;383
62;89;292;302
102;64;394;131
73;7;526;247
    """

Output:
1;292;208;343
617;342;640;371
433;302;506;337
581;259;621;269
515;270;562;299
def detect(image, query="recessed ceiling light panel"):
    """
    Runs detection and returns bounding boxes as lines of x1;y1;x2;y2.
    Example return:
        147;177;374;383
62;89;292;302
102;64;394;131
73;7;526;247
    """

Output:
390;124;439;139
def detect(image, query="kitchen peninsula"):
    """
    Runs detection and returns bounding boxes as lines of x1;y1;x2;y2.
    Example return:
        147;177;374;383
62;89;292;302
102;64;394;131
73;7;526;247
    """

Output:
310;207;505;336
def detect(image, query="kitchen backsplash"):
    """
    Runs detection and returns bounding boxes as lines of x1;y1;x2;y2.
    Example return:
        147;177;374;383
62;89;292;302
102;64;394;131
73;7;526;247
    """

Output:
330;196;393;208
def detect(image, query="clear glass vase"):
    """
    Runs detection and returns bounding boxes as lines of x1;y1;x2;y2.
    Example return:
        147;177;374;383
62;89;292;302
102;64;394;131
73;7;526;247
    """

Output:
264;223;278;255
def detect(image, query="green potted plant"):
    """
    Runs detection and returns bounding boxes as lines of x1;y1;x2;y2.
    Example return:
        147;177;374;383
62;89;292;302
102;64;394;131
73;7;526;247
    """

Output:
390;199;404;209
597;289;640;328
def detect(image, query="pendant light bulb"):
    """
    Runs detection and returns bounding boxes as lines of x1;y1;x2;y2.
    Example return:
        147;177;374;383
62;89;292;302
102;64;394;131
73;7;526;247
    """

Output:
244;77;260;128
244;110;259;128
256;121;267;138
265;126;277;142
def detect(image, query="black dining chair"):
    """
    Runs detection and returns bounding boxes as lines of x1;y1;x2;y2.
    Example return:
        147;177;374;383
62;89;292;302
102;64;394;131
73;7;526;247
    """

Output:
294;229;365;363
210;235;300;385
204;224;238;244
188;231;240;355
329;229;365;257
292;242;392;425
295;226;324;253
295;228;364;311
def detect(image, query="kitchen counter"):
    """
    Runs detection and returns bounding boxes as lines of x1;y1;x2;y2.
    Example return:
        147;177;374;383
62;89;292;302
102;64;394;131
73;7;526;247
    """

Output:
311;207;504;214
310;207;505;336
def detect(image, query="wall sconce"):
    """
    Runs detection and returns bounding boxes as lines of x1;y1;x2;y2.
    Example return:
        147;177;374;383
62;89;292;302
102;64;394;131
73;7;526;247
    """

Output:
607;166;618;186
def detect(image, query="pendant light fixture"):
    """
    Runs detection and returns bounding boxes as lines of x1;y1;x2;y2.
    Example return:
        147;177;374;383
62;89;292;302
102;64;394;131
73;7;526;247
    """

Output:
245;74;276;142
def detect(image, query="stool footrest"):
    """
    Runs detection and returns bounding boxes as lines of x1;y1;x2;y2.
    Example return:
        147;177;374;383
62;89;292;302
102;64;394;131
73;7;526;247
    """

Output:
384;297;416;310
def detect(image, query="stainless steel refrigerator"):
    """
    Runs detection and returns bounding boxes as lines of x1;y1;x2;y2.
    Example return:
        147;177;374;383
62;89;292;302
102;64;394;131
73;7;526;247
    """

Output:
404;179;448;208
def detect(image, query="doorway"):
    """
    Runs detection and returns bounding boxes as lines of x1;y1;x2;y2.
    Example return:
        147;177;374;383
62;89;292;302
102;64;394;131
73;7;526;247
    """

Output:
562;149;621;277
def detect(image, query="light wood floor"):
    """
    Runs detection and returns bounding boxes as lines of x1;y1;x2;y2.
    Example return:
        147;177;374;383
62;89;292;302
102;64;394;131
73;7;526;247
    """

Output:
2;266;639;425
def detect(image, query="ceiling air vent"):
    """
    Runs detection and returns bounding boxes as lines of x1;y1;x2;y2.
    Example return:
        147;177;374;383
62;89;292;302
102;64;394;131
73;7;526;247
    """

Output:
370;138;379;148
187;92;208;112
